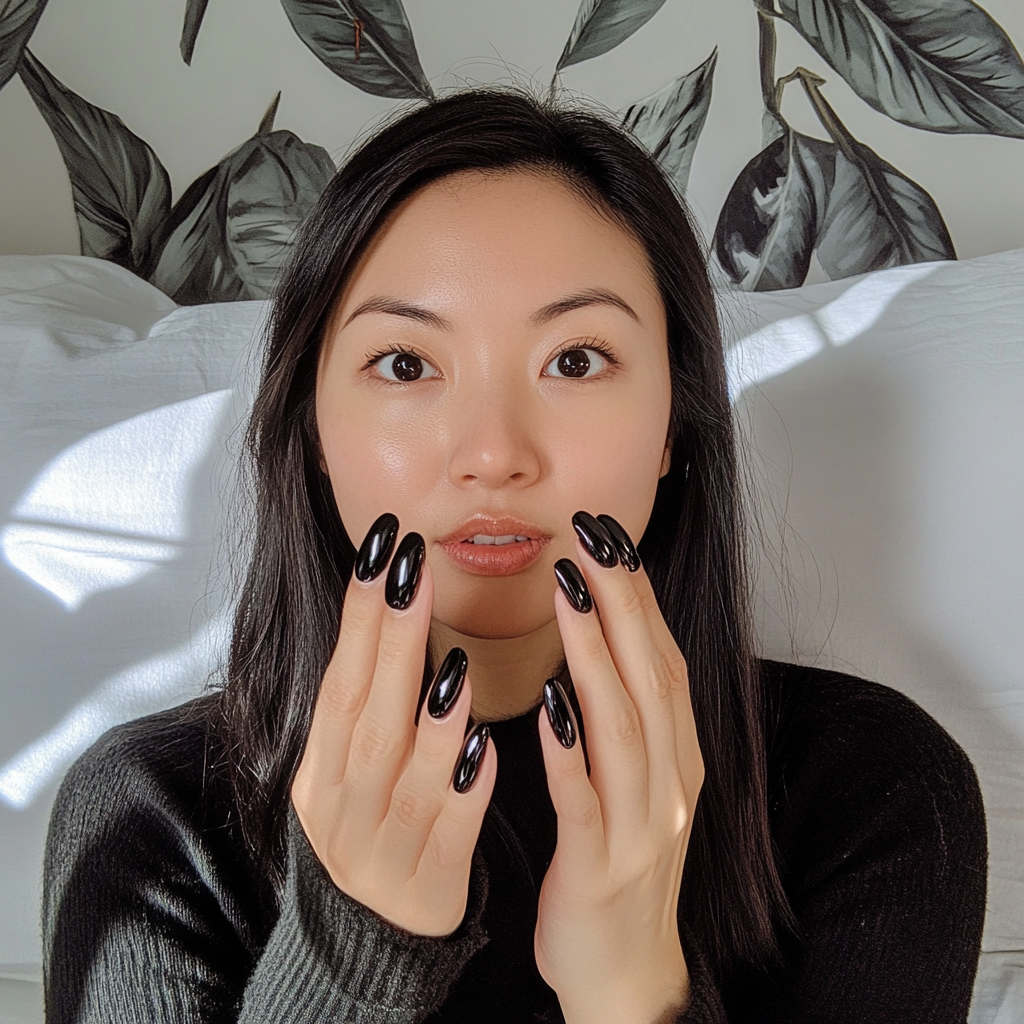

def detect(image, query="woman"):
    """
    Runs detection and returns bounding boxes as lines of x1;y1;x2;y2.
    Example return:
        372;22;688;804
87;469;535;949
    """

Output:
42;88;987;1023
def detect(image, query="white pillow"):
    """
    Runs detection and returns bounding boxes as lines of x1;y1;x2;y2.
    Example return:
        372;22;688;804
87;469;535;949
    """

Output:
721;249;1024;1019
0;255;264;972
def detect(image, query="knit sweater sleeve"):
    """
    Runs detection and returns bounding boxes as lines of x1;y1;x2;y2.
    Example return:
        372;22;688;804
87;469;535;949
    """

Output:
239;807;490;1022
41;708;490;1023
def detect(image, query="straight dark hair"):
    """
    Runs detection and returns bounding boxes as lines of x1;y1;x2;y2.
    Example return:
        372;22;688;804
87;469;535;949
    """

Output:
219;86;793;984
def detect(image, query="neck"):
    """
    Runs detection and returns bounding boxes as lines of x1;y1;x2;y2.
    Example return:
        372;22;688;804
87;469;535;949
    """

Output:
428;616;566;722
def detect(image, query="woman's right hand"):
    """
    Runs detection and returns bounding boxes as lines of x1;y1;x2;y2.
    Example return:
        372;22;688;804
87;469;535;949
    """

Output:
291;513;496;938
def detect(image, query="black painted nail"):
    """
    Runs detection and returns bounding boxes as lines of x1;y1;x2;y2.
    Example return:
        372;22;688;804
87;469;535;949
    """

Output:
453;722;490;794
572;511;618;568
543;678;577;749
385;532;425;609
354;513;400;582
593;516;638;573
427;647;468;720
596;514;641;572
553;558;592;613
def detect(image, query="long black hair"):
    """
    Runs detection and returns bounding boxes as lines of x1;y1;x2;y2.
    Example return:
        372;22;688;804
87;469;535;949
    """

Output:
219;86;793;984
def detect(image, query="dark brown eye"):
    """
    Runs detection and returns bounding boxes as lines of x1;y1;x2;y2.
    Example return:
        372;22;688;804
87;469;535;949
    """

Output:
374;350;440;382
561;349;590;377
391;353;424;381
545;347;608;379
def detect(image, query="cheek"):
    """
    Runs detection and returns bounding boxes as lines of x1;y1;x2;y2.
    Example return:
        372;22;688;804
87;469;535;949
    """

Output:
318;401;441;536
549;394;668;526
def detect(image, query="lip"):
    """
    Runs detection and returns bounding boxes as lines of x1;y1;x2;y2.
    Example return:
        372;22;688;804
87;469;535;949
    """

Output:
439;515;552;577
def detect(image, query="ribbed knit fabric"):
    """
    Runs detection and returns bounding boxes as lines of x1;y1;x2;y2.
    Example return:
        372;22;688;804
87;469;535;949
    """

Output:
41;661;987;1023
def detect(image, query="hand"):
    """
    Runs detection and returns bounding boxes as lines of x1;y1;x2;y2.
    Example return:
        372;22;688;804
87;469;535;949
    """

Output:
291;513;497;937
534;511;704;1024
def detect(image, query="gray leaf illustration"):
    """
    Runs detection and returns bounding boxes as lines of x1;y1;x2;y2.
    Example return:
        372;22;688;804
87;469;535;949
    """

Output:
620;49;716;195
777;0;1024;136
556;0;667;72
17;49;171;274
180;0;210;65
713;117;834;291
281;0;431;99
816;141;956;278
150;126;335;304
0;0;47;89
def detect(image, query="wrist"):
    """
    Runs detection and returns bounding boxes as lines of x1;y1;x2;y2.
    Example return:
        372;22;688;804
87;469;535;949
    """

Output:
558;955;690;1024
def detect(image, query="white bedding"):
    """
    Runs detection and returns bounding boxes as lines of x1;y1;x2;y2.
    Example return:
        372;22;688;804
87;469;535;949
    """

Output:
1;251;1021;1021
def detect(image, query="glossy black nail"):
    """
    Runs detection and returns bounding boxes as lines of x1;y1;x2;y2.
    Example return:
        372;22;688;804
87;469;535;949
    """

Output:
572;511;618;568
385;532;425;610
554;558;592;613
543;678;577;749
427;647;468;720
596;514;641;572
453;721;490;794
354;512;400;582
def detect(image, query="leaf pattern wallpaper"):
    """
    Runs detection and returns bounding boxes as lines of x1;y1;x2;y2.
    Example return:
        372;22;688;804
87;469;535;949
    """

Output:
2;0;1023;301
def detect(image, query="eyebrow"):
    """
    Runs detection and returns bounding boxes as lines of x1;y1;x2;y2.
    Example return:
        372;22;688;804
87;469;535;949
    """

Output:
342;297;453;331
529;287;640;326
341;287;640;332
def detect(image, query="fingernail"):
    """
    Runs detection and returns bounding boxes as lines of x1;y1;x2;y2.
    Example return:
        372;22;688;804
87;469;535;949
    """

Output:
596;514;641;572
354;512;400;582
571;511;618;568
543;678;577;749
427;647;467;719
385;532;425;609
554;558;592;613
453;722;489;793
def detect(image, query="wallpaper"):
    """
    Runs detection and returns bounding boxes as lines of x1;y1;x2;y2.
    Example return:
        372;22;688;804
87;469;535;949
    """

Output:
2;0;1024;302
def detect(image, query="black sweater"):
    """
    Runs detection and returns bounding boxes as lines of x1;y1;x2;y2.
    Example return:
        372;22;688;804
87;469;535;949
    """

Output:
41;661;988;1023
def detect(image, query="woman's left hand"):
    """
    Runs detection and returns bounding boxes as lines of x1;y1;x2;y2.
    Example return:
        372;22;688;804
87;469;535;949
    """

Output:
535;512;705;1024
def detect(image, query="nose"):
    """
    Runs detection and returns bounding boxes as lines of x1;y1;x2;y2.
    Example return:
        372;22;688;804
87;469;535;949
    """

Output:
446;389;542;491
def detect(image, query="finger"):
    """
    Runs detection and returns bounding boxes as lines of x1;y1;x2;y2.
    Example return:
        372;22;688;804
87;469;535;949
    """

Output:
616;558;702;796
378;661;476;878
297;534;395;796
554;581;649;837
570;526;684;815
537;686;605;873
422;717;497;889
342;540;433;839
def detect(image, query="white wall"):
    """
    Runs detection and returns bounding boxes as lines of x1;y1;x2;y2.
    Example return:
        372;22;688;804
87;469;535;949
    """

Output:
2;0;1024;268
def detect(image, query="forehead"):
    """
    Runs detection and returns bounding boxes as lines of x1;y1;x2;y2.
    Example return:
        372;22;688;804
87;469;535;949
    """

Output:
335;167;661;313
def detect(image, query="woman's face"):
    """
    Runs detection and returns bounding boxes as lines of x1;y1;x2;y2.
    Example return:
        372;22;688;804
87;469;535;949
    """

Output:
316;168;672;639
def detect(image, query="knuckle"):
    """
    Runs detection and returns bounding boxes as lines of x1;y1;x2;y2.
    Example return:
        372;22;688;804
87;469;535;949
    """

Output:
349;716;398;768
424;831;458;872
390;787;437;832
318;672;365;719
610;702;642;745
647;662;674;702
375;630;410;673
665;649;689;688
341;595;375;635
338;597;377;648
414;733;451;774
375;632;405;669
656;649;689;700
617;581;645;619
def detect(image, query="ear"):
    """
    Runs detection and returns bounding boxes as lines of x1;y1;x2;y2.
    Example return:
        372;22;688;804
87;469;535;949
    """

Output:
659;434;672;479
319;454;329;474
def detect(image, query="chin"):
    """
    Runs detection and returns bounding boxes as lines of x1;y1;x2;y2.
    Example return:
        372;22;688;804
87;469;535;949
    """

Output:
432;590;553;640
